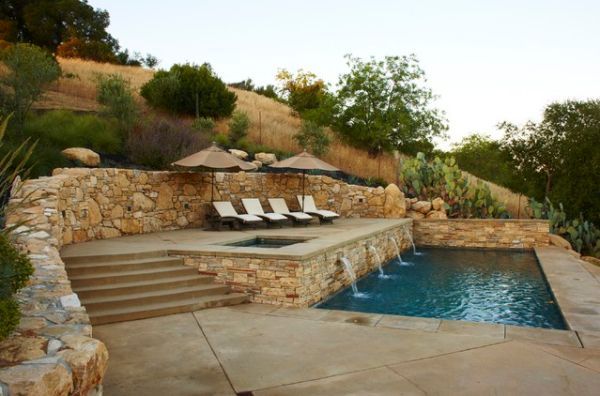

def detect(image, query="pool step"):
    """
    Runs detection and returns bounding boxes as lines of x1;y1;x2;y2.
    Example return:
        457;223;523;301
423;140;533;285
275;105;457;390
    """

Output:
64;251;248;324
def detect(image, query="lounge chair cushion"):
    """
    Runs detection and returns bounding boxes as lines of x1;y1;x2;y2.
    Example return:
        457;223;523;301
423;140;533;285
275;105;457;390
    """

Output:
213;201;262;223
268;198;313;220
242;198;287;222
297;195;340;218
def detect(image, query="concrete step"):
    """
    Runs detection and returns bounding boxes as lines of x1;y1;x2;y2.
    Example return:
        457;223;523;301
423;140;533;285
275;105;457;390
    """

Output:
90;293;249;325
82;284;232;311
66;256;185;276
70;266;198;288
62;250;168;265
73;275;215;299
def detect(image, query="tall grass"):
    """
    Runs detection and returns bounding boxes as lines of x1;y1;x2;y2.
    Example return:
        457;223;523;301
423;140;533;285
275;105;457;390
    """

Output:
37;58;528;217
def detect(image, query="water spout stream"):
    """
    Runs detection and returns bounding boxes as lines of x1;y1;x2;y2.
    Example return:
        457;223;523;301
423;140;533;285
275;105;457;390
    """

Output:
404;227;417;254
368;245;385;276
388;235;403;264
339;256;359;295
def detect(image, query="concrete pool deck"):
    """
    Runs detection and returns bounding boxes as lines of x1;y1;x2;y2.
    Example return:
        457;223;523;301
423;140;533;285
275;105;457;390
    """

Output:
94;304;600;395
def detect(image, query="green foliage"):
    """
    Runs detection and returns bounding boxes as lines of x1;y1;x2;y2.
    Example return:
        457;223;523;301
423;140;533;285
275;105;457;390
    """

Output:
96;74;138;134
17;110;121;176
502;100;600;225
276;69;327;114
127;116;211;170
228;111;250;144
0;43;61;131
400;152;508;218
365;177;388;188
191;117;216;134
213;133;230;148
529;198;600;257
0;114;34;340
294;120;331;156
334;54;447;155
140;63;236;118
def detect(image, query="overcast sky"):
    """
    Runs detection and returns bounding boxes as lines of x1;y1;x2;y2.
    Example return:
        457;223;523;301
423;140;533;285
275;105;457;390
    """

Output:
90;0;600;149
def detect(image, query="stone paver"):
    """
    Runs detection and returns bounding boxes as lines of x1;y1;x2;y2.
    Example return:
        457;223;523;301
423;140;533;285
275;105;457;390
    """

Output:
505;324;582;347
437;319;505;338
93;313;234;396
377;314;441;332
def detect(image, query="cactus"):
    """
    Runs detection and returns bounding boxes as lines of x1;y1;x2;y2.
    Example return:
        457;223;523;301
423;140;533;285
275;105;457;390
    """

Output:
399;152;508;219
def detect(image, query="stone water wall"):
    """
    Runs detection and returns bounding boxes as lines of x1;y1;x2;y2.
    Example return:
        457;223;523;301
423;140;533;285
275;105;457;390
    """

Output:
413;219;550;249
179;222;412;307
51;168;404;245
0;175;108;396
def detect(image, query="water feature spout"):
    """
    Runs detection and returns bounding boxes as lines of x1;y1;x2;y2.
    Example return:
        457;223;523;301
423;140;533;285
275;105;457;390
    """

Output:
338;254;359;295
388;235;403;264
367;243;385;276
404;226;417;254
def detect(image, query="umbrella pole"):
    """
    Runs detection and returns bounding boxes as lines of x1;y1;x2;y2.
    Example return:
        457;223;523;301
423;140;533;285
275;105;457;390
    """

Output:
211;170;215;202
301;170;305;212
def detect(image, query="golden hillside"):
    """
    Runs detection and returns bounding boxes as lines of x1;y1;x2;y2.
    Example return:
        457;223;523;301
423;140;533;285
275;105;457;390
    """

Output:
36;57;528;217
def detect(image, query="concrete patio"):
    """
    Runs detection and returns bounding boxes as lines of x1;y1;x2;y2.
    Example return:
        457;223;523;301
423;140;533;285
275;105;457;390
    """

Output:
94;303;600;395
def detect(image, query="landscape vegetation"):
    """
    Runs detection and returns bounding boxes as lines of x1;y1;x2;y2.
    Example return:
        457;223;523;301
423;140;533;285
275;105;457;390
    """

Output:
0;0;598;340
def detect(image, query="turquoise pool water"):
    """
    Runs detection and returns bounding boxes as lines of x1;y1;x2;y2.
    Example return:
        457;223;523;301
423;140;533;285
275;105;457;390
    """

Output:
316;248;566;329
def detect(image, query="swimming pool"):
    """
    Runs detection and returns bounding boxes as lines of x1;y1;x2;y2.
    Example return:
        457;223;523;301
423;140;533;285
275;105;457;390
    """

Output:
316;247;566;329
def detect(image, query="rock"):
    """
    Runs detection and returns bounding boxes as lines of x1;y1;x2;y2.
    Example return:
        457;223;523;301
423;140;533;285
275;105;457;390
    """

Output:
251;160;262;169
0;336;47;364
156;183;174;210
426;210;447;219
98;227;120;239
255;152;277;165
58;336;108;396
548;234;572;250
132;192;155;211
86;199;101;226
110;205;123;219
404;198;412;211
431;197;445;211
183;184;197;196
61;148;100;167
383;183;406;218
405;210;425;219
0;363;73;396
119;218;141;234
582;256;600;266
228;149;248;160
412;200;432;214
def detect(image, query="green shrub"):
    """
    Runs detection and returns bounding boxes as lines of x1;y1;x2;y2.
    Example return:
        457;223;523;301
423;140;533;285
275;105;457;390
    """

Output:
0;297;20;340
228;111;250;144
127;116;211;169
96;74;138;134
400;152;508;218
294;120;330;156
213;133;230;148
192;117;216;134
140;63;236;118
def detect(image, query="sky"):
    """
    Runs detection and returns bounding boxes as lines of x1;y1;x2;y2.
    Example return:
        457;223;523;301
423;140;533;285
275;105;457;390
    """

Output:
90;0;600;149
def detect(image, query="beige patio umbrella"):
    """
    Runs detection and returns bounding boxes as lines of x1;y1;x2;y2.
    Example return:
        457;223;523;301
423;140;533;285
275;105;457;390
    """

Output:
172;142;256;201
269;150;339;211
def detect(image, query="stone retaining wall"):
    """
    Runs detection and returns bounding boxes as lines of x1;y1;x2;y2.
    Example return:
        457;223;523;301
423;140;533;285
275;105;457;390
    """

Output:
1;175;108;396
179;223;412;307
413;219;550;248
51;168;398;245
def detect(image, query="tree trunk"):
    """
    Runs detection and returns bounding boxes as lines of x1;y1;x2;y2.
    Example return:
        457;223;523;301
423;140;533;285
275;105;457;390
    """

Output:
545;171;552;198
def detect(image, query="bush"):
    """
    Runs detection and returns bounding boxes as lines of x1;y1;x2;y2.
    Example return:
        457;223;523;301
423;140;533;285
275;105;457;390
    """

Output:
127;117;211;169
400;152;508;218
192;117;216;134
140;63;236;118
228;111;250;144
96;74;138;134
294;120;330;156
213;133;230;148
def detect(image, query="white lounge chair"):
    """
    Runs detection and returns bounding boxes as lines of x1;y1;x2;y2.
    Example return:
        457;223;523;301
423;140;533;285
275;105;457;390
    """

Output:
241;198;287;227
268;198;313;225
212;201;263;229
297;195;339;224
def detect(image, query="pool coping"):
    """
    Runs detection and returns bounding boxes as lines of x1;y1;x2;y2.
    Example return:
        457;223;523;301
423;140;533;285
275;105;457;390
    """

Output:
534;246;600;341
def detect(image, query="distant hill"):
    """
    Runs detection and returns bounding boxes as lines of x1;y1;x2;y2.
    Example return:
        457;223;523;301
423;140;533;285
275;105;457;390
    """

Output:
35;57;528;217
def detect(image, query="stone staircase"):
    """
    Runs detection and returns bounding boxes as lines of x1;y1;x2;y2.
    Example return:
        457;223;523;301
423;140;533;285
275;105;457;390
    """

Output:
63;250;248;325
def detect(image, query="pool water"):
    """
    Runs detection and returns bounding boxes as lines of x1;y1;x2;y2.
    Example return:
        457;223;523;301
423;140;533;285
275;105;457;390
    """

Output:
316;248;566;329
224;237;305;248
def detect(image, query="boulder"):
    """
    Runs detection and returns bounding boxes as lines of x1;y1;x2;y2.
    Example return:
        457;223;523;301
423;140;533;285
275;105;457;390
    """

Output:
582;256;600;266
426;210;447;219
383;183;406;218
252;160;262;169
228;149;248;160
412;200;432;214
432;197;445;211
405;210;425;220
61;148;100;167
549;234;572;250
255;152;277;165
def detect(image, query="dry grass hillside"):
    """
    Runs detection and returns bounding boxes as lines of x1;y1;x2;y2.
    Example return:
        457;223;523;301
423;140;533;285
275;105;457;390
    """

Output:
35;57;528;217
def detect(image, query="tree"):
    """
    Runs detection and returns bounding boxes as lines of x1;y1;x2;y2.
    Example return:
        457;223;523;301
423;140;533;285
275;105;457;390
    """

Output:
501;100;600;224
276;69;327;114
228;111;250;144
294;120;331;156
140;63;236;118
333;54;447;155
0;43;61;131
96;74;138;135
